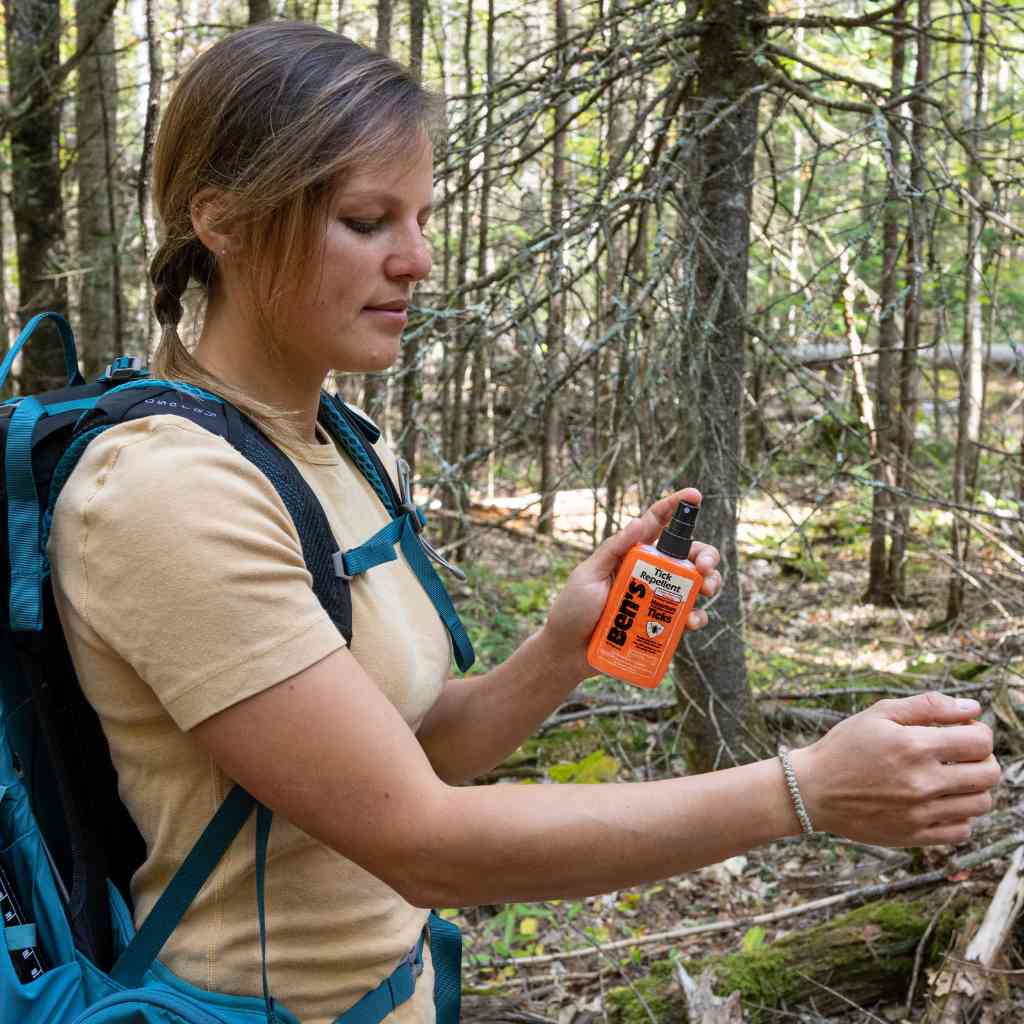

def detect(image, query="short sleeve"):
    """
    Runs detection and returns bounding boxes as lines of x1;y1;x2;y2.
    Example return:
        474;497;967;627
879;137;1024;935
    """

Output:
48;416;346;730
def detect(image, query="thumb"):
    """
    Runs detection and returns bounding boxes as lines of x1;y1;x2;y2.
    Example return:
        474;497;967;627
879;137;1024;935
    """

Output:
871;691;982;726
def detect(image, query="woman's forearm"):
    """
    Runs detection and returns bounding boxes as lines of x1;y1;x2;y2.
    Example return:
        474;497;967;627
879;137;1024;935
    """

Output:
416;627;588;783
405;756;801;907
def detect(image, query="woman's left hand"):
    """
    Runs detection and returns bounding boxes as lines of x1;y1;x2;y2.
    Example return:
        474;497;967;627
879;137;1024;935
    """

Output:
542;487;721;678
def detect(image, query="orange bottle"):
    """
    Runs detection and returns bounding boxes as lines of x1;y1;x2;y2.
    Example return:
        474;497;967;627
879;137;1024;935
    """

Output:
586;501;702;688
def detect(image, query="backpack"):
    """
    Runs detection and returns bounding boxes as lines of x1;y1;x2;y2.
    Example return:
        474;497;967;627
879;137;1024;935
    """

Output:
0;312;472;1024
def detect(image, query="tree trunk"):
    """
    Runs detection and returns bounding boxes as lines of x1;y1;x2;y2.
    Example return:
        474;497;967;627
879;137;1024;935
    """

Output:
537;0;569;537
375;0;392;55
360;0;395;423
248;0;272;22
398;0;428;476
947;3;987;623
865;2;907;606
6;0;69;393
673;0;771;773
76;0;122;380
888;0;930;602
137;0;163;353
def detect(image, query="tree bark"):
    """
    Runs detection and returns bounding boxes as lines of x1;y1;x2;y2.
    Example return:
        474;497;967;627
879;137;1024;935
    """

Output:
947;2;987;623
76;0;122;380
398;0;428;475
537;0;569;537
673;0;771;772
865;1;907;606
6;0;69;392
887;0;930;602
248;0;272;22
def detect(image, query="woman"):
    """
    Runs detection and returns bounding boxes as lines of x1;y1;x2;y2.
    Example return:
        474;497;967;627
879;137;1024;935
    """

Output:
49;21;999;1024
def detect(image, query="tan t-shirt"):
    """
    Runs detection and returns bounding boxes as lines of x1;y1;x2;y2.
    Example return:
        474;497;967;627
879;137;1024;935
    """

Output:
47;412;453;1023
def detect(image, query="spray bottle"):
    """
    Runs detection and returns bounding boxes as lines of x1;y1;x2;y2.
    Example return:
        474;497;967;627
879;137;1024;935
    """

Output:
586;501;702;688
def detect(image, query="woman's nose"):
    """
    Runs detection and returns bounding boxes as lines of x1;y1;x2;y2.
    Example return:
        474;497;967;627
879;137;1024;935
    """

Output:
387;228;432;282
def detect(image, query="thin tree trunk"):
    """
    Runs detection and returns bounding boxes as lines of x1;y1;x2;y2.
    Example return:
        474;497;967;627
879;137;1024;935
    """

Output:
138;0;163;353
865;1;907;606
537;0;569;536
888;0;931;601
463;0;495;498
441;0;475;545
6;0;69;392
947;1;987;622
76;0;122;380
375;0;392;55
248;0;272;22
399;0;428;475
674;0;771;772
361;0;394;422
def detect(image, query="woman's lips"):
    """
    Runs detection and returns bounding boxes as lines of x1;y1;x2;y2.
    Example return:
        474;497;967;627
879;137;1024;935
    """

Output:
362;305;408;325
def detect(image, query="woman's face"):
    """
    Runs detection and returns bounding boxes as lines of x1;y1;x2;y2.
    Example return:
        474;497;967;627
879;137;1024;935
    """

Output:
273;140;434;380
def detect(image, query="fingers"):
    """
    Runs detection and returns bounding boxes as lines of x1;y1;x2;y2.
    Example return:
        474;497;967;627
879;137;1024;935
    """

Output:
871;691;983;727
686;607;710;631
910;721;994;764
936;755;1002;797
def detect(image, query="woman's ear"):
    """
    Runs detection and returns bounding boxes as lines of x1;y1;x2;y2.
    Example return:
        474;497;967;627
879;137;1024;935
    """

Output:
191;189;237;258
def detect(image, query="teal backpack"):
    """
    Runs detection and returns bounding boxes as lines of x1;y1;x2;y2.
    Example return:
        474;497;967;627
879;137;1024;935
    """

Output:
0;313;472;1023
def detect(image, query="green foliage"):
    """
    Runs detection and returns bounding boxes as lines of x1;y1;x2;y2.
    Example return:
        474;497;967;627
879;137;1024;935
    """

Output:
548;749;621;784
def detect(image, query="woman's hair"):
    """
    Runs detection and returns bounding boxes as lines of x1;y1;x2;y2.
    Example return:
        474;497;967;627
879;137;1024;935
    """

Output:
149;21;441;441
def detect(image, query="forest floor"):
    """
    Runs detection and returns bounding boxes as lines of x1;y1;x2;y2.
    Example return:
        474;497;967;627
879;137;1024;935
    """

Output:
444;473;1024;1023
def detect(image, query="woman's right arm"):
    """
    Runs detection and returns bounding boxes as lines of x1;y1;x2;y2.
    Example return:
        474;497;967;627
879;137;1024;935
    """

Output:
192;649;999;909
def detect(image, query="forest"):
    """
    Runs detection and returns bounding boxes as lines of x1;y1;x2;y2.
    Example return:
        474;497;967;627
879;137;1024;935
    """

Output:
4;0;1024;1019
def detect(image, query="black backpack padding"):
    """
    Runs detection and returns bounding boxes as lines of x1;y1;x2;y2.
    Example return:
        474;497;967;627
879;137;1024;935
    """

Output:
2;380;357;972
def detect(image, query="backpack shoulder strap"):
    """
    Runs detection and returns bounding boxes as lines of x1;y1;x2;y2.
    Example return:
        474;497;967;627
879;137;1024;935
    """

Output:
317;393;475;673
62;381;353;645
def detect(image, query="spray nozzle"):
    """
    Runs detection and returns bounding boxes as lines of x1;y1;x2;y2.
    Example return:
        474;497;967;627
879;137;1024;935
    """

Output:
655;500;700;560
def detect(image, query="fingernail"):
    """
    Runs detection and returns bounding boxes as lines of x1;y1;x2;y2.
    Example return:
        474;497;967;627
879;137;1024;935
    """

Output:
956;698;980;712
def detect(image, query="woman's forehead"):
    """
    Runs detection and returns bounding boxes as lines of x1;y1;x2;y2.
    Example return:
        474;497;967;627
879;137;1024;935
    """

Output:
332;142;434;205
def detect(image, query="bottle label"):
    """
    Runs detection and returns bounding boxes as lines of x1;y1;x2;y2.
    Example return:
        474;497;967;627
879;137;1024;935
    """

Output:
598;560;694;677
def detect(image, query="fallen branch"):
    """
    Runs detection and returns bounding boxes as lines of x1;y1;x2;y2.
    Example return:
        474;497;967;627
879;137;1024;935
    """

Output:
539;700;676;732
498;833;1024;966
926;842;1024;1023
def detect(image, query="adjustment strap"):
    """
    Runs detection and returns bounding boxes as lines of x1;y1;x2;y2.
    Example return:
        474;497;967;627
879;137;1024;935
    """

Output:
333;930;425;1024
340;511;474;672
111;785;257;987
256;802;278;1023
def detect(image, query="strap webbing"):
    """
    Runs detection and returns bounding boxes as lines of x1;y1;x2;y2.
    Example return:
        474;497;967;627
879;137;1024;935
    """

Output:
6;396;47;631
428;912;462;1024
0;312;83;392
256;803;278;1024
110;784;257;987
333;931;425;1024
342;512;474;672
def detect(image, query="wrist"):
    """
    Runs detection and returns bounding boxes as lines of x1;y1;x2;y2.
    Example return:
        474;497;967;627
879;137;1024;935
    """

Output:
532;623;590;687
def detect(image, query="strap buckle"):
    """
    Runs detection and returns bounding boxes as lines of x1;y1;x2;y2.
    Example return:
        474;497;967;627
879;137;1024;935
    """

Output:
332;550;354;582
101;356;145;381
396;458;467;582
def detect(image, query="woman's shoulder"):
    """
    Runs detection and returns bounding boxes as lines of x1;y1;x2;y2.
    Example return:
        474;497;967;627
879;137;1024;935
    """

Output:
51;413;294;536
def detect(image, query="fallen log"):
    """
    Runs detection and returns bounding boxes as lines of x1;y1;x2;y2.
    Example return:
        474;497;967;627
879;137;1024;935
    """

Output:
605;891;976;1023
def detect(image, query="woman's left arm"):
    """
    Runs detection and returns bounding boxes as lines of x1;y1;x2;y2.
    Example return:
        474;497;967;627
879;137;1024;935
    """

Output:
416;487;721;783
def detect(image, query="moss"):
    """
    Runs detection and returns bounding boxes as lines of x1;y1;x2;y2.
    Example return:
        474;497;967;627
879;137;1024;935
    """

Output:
605;897;962;1023
606;959;685;1024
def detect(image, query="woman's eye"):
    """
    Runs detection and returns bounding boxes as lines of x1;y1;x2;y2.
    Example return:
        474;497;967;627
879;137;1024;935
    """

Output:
343;219;382;235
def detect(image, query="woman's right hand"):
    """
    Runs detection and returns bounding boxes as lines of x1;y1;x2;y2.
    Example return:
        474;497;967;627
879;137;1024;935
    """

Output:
790;692;1001;847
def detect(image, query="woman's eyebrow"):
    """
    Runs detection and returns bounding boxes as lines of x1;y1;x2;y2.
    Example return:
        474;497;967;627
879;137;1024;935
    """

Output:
338;191;433;216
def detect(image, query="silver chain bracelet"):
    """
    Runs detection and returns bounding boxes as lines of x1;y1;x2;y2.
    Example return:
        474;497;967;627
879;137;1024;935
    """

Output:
779;749;816;835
